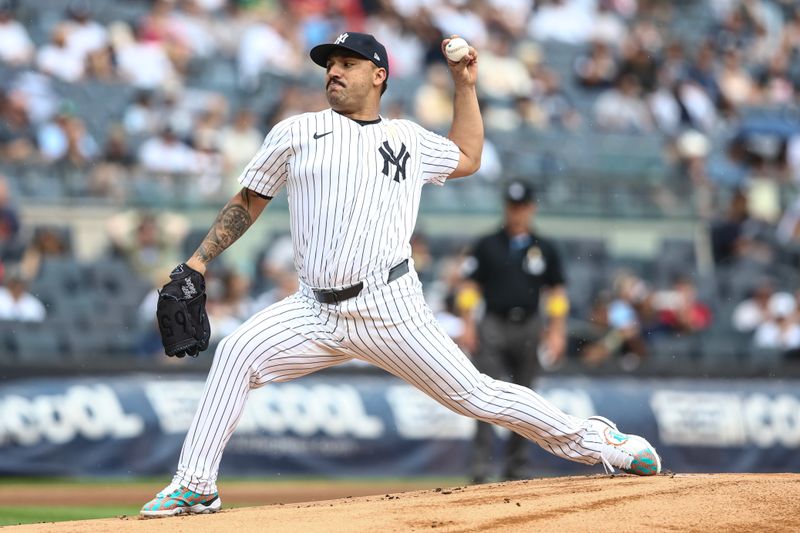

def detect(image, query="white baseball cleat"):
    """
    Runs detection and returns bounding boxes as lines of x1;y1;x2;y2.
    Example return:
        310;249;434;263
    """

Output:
140;482;222;517
588;415;662;476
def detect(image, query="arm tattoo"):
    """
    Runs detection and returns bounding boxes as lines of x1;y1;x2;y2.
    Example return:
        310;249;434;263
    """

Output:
192;195;254;265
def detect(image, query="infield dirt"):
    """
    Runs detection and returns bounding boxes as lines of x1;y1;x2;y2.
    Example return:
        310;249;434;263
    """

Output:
4;473;798;532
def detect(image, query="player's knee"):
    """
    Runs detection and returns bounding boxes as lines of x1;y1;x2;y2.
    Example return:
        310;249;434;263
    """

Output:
441;378;499;420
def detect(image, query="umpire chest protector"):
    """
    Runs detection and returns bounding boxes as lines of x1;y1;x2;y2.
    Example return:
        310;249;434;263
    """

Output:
466;229;565;319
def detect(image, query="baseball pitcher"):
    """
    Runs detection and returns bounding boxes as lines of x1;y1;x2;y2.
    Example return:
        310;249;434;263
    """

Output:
142;32;660;517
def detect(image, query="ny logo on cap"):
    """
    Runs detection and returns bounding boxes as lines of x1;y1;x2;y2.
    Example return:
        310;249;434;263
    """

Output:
334;32;349;45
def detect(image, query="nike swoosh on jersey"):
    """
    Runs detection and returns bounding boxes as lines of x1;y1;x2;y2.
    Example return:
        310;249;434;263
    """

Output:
313;131;333;140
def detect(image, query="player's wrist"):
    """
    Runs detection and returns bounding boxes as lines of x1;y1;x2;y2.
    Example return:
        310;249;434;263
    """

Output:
185;257;207;275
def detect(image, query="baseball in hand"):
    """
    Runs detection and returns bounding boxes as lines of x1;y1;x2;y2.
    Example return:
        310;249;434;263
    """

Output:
445;37;470;63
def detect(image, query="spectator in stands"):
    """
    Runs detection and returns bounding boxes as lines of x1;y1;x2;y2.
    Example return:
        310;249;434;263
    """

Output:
37;103;99;166
591;0;629;46
533;68;582;131
753;292;800;351
776;196;800;257
88;124;134;200
512;96;547;130
787;133;800;185
123;90;162;137
263;85;309;129
718;48;756;108
110;21;178;90
84;45;117;82
19;227;70;281
710;189;759;264
594;74;654;132
573;40;619;90
0;175;20;259
648;72;682;135
62;0;109;63
528;0;593;45
431;250;479;354
251;232;294;296
251;260;298;312
707;136;749;188
0;0;33;66
168;0;218;60
138;125;195;175
428;0;489;49
138;0;194;75
477;30;532;100
414;64;453;130
237;14;301;89
207;1;251;58
732;277;776;334
677;79;718;133
753;52;794;106
365;10;424;80
578;290;617;365
36;24;85;83
618;39;659;93
107;210;189;286
191;128;225;198
9;70;59;125
135;287;165;359
582;271;649;370
687;40;721;104
189;100;227;158
207;268;253;341
0;89;36;163
653;276;713;335
673;129;713;217
0;266;46;322
102;124;136;169
781;6;800;55
660;41;690;86
483;0;531;39
220;108;263;189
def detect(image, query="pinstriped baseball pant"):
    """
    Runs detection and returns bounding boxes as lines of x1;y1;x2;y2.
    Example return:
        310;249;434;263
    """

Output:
174;265;606;494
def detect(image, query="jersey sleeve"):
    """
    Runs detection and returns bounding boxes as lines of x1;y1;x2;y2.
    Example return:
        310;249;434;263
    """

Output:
414;124;461;186
238;116;296;197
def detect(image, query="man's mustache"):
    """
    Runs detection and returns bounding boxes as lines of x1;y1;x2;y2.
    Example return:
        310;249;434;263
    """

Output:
327;79;345;89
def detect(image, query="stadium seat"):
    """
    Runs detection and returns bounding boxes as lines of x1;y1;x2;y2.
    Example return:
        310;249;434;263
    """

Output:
649;334;701;372
12;322;65;363
655;238;698;285
62;327;111;360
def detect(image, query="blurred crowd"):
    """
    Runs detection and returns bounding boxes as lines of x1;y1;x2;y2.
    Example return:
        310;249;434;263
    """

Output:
1;0;800;369
0;0;798;201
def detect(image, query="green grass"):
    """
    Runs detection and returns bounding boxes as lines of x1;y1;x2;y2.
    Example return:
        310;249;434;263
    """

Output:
0;475;465;486
0;477;468;526
0;505;141;526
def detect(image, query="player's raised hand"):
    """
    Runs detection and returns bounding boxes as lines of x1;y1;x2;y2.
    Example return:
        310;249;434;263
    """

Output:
442;36;478;87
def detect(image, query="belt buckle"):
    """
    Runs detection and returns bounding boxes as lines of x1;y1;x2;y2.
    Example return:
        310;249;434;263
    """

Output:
321;288;339;304
508;307;527;322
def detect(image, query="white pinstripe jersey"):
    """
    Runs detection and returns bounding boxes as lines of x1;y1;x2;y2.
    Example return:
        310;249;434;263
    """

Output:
239;108;461;289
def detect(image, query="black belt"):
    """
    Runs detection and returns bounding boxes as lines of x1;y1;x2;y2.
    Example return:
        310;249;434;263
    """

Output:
488;307;537;322
313;260;409;304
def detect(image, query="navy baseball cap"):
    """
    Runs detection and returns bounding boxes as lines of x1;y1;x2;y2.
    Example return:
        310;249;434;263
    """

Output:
504;181;536;204
310;32;389;76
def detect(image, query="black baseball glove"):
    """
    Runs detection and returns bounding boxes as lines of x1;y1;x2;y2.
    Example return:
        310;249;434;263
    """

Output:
156;263;211;358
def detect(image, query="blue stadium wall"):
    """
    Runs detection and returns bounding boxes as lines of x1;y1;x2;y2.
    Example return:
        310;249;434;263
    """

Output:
0;375;798;476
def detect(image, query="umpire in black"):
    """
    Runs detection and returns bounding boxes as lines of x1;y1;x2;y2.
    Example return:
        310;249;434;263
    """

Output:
461;180;568;483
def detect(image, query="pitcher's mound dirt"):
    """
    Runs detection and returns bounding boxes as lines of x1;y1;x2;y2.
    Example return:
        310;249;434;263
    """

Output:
8;474;799;533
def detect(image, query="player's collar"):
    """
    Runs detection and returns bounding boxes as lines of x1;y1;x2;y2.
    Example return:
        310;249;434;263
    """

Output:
332;108;382;126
